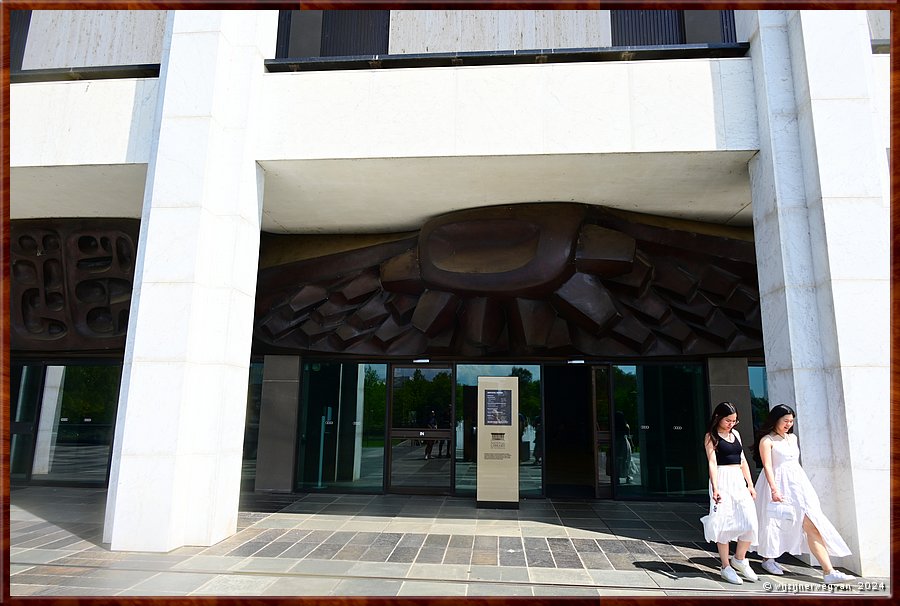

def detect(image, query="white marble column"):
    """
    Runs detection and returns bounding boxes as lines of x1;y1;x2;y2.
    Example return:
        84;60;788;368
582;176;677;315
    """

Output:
737;10;889;577
103;10;278;552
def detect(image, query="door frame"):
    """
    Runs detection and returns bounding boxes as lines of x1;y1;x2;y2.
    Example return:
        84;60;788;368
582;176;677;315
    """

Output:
385;363;455;495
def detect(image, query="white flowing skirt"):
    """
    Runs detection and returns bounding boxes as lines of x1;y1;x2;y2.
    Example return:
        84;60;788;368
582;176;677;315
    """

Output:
700;465;758;544
753;461;852;558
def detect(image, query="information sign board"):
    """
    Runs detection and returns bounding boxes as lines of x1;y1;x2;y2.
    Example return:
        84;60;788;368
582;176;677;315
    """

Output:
476;377;519;507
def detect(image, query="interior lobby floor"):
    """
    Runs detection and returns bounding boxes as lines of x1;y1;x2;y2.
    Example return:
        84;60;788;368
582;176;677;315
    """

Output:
9;486;885;597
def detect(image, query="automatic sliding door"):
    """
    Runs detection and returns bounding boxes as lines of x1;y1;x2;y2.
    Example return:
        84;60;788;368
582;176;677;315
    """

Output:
296;362;386;492
612;364;708;498
387;365;453;493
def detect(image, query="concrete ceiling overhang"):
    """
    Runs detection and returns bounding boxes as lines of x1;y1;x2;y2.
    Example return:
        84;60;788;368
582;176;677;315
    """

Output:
11;151;755;232
259;151;755;234
11;164;148;220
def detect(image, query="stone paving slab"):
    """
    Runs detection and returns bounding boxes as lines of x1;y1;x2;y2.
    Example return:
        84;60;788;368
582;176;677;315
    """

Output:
10;486;885;598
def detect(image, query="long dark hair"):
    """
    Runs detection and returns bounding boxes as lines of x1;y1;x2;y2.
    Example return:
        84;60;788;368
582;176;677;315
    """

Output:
752;404;797;466
705;401;738;450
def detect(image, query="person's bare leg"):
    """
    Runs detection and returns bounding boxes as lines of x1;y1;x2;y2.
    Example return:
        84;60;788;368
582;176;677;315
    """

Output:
735;540;751;561
717;542;731;568
803;515;834;573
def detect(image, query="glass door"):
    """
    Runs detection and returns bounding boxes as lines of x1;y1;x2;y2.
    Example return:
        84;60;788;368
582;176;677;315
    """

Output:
387;365;453;494
612;364;708;498
296;362;387;492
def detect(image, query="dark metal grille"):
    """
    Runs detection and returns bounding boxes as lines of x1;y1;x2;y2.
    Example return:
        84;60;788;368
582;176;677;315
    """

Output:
612;10;685;46
320;10;389;57
721;10;737;44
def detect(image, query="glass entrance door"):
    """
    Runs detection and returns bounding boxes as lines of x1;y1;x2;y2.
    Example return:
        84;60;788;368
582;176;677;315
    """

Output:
387;365;453;493
612;364;708;498
296;362;387;492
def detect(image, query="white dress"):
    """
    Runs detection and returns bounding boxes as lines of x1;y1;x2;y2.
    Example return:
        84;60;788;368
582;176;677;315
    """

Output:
754;433;852;558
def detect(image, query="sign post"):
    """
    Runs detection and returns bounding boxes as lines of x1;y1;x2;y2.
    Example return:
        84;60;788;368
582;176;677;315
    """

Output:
476;376;519;508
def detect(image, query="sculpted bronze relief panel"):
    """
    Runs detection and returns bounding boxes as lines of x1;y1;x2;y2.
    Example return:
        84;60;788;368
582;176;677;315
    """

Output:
10;219;139;352
255;204;763;358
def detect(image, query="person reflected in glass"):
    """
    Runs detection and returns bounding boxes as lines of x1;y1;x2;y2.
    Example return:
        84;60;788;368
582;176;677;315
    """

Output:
613;411;633;484
753;404;855;583
532;417;543;465
437;409;450;458
424;409;438;460
700;401;759;585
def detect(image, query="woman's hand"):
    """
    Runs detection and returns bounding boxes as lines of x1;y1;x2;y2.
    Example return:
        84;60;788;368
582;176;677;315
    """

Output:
748;485;757;499
771;488;782;502
712;489;721;504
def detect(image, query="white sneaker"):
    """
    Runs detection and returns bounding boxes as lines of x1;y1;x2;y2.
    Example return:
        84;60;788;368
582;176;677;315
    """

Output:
762;559;784;575
823;570;855;584
720;565;743;585
730;556;759;582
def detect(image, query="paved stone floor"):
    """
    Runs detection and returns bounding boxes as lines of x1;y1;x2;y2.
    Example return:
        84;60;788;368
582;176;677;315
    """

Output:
9;486;887;597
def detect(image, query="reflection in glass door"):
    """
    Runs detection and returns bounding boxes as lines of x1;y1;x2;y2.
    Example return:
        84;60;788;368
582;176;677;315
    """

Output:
612;364;708;498
10;362;122;485
593;366;612;498
296;362;386;492
388;365;453;493
10;365;42;482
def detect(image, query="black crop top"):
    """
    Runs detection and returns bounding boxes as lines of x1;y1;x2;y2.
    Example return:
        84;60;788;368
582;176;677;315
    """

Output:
715;434;743;466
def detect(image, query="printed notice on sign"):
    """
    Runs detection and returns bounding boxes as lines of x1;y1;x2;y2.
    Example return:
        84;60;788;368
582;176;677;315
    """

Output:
484;389;512;425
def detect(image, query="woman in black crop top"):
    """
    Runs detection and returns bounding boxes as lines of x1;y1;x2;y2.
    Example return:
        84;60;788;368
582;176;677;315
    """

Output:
699;401;759;585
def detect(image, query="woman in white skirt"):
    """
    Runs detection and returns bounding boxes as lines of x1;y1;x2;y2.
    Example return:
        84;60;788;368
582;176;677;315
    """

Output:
753;404;854;583
700;402;759;585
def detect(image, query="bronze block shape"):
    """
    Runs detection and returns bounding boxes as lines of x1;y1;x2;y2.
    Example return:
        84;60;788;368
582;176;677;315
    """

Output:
610;313;654;353
552;273;621;335
651;258;697;300
575;224;636;277
605;252;652;293
411;290;460;337
698;265;742;298
461;297;504;347
508;298;557;349
374;315;410;345
335;269;381;303
380;248;425;295
288;285;328;314
260;308;308;340
349;293;391;330
385;327;428;355
387;293;418;323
